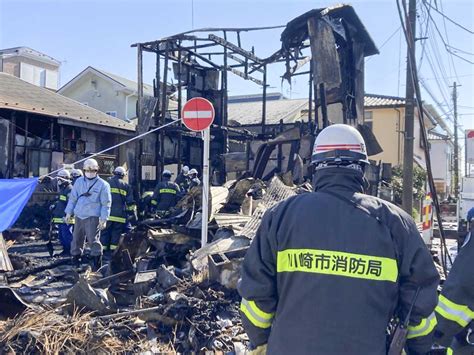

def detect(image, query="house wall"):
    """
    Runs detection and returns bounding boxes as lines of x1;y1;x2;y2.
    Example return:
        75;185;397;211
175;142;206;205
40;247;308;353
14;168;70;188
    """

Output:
60;72;135;121
365;106;431;168
366;107;403;165
1;56;59;90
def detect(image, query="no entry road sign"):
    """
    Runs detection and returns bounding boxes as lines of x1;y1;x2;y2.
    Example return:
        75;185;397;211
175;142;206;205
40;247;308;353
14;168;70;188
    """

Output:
182;97;215;131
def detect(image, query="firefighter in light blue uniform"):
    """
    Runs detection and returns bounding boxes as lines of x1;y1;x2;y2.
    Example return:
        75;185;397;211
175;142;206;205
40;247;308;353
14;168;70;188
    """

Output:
65;158;111;270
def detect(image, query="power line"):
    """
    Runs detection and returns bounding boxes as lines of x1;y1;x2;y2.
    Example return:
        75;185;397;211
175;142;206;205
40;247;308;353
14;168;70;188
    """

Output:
424;0;474;35
439;0;461;83
366;26;401;63
421;0;474;65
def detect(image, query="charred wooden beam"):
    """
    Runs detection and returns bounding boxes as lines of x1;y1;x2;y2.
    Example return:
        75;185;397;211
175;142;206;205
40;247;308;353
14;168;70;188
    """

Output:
227;67;264;86
227;53;264;73
208;34;263;63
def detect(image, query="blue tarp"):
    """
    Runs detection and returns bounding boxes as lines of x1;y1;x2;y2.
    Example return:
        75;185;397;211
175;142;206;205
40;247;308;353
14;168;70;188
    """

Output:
0;178;38;232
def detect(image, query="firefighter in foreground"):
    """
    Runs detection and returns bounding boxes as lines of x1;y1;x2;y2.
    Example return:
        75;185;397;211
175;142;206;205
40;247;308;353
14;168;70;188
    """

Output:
50;169;74;255
65;158;111;270
101;166;136;252
434;229;474;354
150;170;181;217
238;124;440;355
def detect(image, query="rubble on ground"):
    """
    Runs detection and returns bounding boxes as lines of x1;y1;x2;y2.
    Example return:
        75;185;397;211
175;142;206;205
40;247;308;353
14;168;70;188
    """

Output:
0;175;302;353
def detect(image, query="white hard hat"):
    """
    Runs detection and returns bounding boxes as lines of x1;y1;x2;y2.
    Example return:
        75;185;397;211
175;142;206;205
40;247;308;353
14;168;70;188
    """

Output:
71;169;83;178
189;168;198;175
162;169;172;177
311;124;368;166
57;169;71;179
182;166;190;175
83;158;99;171
114;166;127;176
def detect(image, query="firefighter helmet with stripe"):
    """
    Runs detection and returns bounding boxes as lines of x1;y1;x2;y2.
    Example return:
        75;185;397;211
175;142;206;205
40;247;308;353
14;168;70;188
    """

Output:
71;169;83;178
162;169;172;178
311;124;368;167
113;166;127;177
57;169;71;179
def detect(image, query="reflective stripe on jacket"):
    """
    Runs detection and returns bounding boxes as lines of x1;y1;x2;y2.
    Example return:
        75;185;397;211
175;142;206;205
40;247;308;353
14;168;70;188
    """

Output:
151;180;181;211
108;176;135;224
52;183;74;223
435;233;474;347
238;168;439;355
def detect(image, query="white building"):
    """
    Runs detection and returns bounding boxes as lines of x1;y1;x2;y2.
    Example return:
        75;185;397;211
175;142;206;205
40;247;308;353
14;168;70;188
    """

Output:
0;47;61;91
58;66;154;121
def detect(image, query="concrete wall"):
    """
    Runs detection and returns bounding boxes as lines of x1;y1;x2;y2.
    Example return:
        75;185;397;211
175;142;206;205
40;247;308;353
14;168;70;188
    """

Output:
60;72;136;121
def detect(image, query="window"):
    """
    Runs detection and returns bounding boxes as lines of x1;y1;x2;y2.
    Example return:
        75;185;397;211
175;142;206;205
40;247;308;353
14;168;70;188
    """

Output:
364;111;373;131
106;111;117;117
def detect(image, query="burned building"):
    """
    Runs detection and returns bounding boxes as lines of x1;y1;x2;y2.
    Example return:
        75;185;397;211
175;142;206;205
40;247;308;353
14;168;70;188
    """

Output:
0;72;136;179
132;5;380;190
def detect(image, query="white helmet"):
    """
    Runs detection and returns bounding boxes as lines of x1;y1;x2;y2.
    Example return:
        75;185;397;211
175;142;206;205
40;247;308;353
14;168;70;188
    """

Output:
71;169;83;178
189;168;198;176
311;124;368;167
57;169;71;179
162;169;172;178
114;166;127;177
182;165;190;175
83;158;99;172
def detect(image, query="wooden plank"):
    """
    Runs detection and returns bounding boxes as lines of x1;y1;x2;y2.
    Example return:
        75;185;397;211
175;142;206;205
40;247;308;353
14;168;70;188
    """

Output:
0;233;13;272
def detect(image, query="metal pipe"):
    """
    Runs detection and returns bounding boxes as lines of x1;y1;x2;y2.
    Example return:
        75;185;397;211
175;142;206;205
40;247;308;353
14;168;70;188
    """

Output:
25;114;29;176
261;64;267;135
223;31;229;154
201;128;210;247
160;42;169;176
177;44;183;171
308;62;313;125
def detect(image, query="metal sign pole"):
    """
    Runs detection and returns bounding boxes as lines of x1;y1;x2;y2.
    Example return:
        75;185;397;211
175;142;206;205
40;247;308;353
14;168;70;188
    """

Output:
201;127;210;247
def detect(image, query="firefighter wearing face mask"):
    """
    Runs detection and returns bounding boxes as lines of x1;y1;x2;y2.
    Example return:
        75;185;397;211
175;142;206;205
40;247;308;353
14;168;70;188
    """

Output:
65;158;111;270
238;124;439;355
101;166;136;252
50;169;74;255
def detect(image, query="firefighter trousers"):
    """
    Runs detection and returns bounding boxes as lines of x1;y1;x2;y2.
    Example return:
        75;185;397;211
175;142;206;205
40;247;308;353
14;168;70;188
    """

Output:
71;217;102;256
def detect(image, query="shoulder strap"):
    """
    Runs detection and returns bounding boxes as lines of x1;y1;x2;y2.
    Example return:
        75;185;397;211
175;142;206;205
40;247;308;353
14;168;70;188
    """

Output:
78;178;99;199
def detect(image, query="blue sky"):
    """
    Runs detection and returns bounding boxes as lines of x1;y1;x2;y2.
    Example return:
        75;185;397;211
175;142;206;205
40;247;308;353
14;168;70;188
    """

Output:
1;0;473;133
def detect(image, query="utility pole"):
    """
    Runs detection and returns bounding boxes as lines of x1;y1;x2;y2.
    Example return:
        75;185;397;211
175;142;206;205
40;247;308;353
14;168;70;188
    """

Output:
402;0;417;214
452;82;459;199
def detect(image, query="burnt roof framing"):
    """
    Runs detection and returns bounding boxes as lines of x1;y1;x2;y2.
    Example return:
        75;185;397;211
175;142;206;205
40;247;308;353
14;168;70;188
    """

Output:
131;4;378;184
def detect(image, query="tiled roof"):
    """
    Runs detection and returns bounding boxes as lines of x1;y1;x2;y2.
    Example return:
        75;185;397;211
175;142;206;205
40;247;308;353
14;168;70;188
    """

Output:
228;98;308;126
0;73;135;131
364;94;405;108
97;68;154;96
228;94;408;126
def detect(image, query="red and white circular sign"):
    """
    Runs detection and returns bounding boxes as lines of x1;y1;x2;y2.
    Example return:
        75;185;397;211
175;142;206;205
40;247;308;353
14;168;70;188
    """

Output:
181;97;215;132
